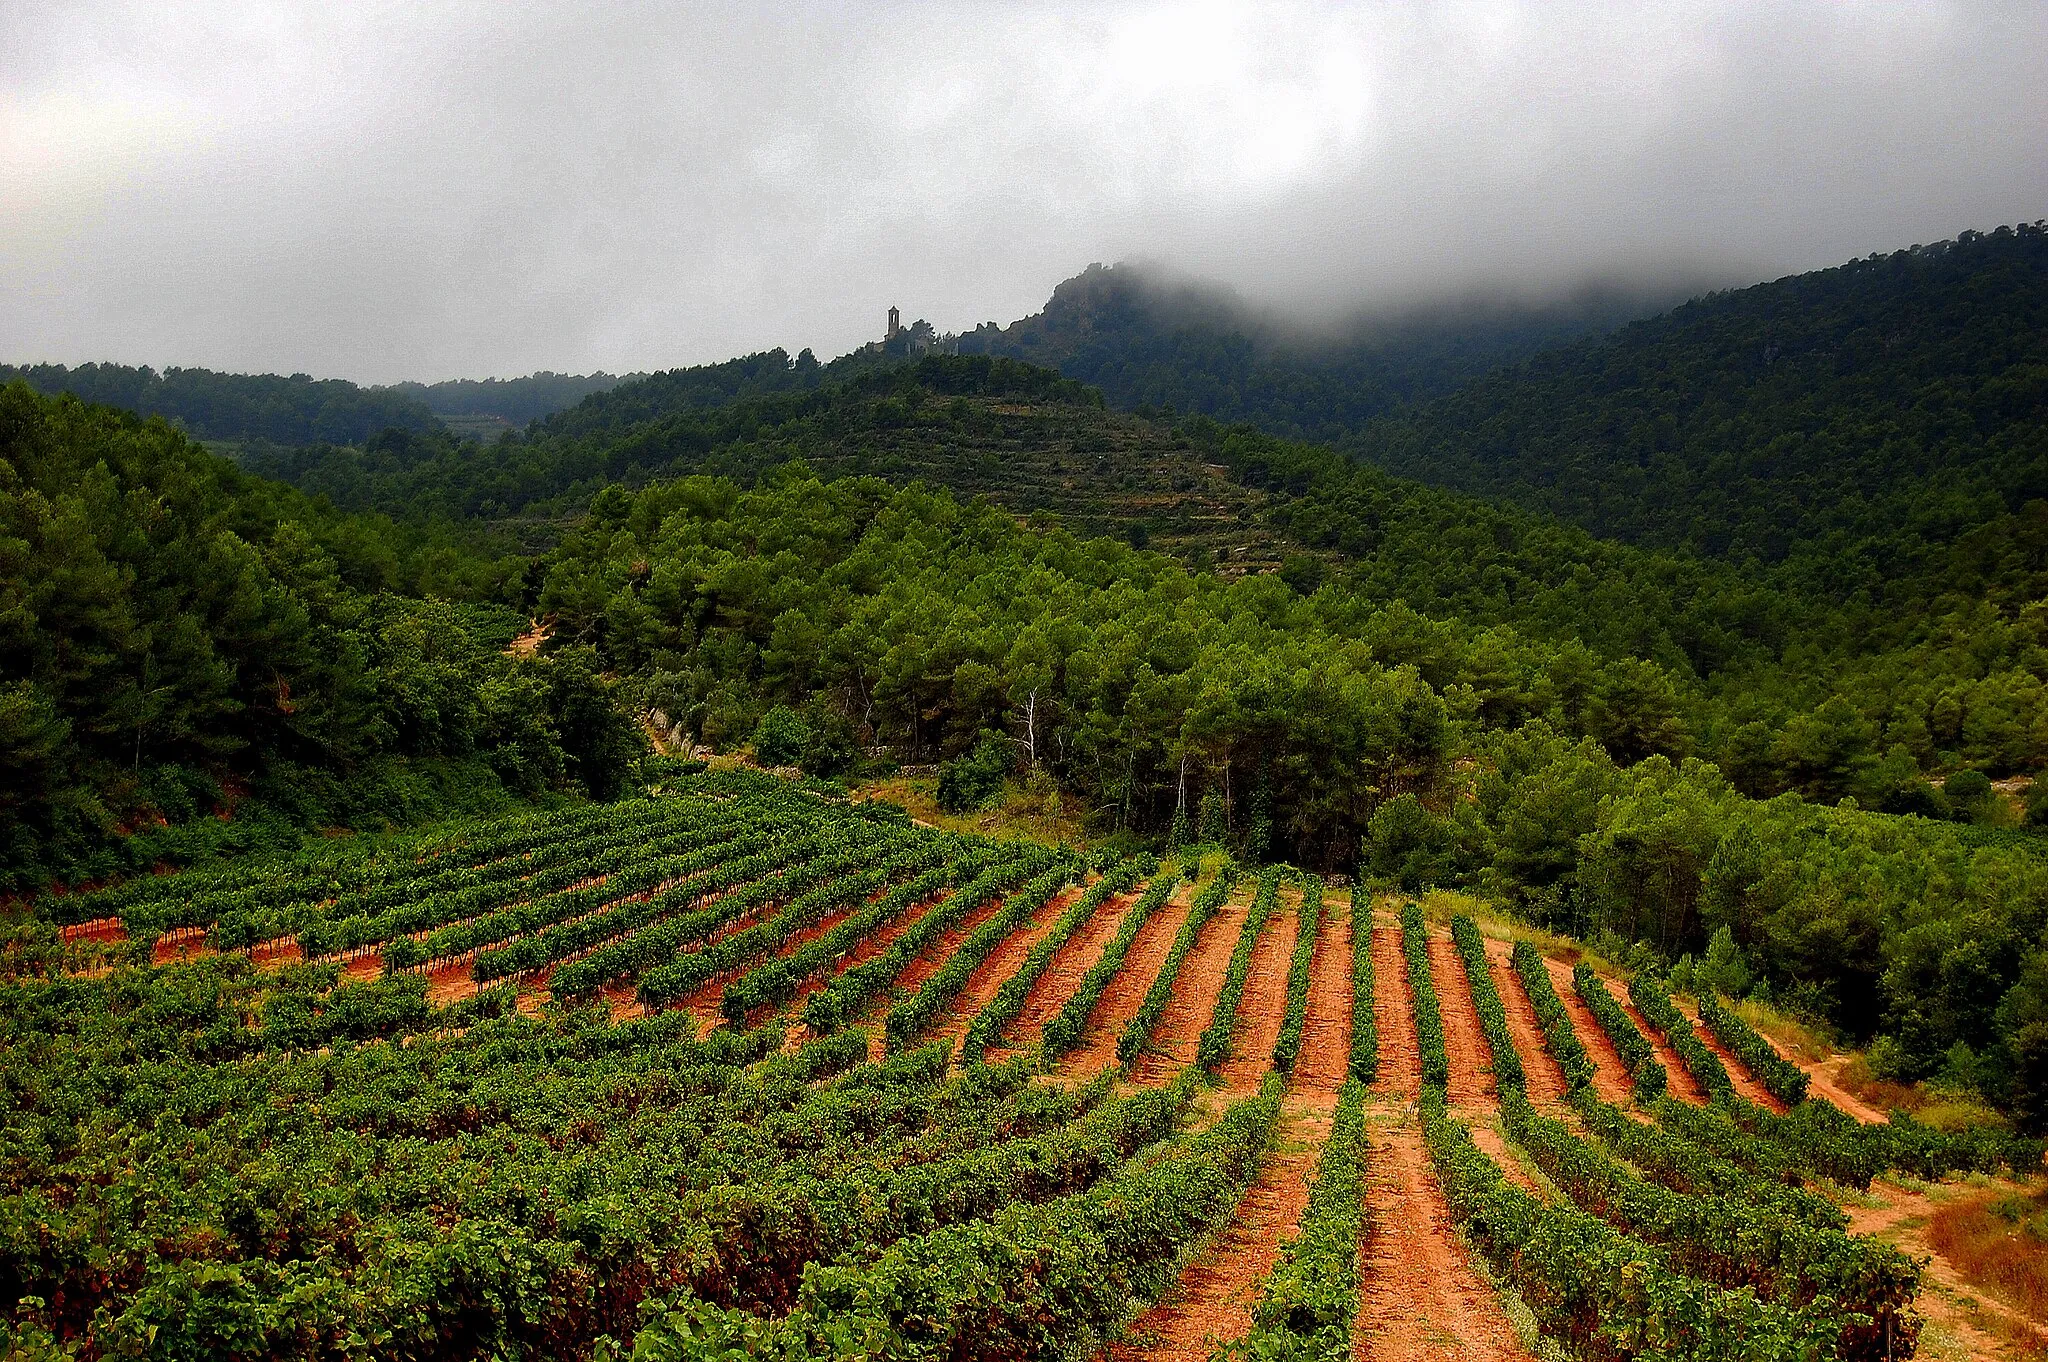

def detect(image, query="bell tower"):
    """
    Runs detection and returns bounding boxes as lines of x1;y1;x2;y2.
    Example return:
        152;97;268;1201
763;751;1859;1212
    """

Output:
887;305;901;340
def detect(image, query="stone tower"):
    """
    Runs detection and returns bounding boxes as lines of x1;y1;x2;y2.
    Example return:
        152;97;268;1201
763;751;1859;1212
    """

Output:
887;306;900;340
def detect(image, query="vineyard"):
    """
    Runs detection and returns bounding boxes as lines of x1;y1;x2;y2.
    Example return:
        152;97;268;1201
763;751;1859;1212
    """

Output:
2;770;2043;1361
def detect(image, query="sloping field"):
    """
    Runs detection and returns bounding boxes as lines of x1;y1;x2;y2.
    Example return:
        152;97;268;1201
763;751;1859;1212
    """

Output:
11;779;2045;1361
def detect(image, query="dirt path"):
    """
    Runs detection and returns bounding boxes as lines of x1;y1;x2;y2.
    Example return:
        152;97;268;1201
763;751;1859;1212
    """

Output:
855;893;1011;1062
1618;994;1705;1105
1673;998;1787;1113
1371;917;1420;1100
1216;905;1299;1096
1111;1095;1330;1362
780;891;944;1030
1540;957;1636;1107
674;902;868;1037
1485;942;1567;1106
425;959;477;1008
1755;1031;1889;1124
1292;907;1353;1100
1357;1109;1535;1362
988;887;1135;1056
1132;899;1250;1086
1059;886;1194;1081
925;886;1081;1058
1428;931;1497;1111
1848;1177;2048;1361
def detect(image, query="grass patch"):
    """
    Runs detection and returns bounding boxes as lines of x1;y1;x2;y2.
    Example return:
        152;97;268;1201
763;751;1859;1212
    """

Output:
1929;1184;2048;1328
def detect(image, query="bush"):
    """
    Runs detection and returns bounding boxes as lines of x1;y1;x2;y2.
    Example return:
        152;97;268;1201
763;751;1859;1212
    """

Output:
1363;795;1459;890
937;733;1011;813
751;706;812;768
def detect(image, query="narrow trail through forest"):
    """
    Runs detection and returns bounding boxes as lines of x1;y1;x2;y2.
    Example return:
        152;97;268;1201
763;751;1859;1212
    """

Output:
1109;901;1351;1362
1427;930;1496;1111
1357;1109;1535;1362
1540;956;1635;1107
1132;898;1250;1086
1486;940;1567;1106
1059;885;1193;1081
926;885;1081;1057
1216;903;1298;1095
987;887;1135;1057
1369;915;1420;1100
1848;1177;2048;1361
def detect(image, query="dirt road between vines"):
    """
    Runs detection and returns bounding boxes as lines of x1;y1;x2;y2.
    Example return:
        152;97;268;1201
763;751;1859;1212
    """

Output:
1485;941;1567;1106
1539;956;1636;1107
1370;916;1420;1100
1428;931;1498;1110
1216;902;1298;1095
925;884;1082;1057
1131;897;1250;1086
988;886;1134;1056
1058;884;1193;1080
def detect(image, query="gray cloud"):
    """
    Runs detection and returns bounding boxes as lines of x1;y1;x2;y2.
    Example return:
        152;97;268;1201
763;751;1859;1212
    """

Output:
3;1;2044;383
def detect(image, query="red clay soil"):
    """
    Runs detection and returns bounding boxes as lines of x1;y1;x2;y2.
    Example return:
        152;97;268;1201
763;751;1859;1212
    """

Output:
1618;993;1706;1105
425;958;478;1008
1216;906;1299;1096
987;888;1135;1057
1758;1033;1888;1124
1428;931;1498;1111
60;918;127;946
598;979;645;1023
152;927;215;966
1291;907;1354;1100
250;937;304;970
1470;1121;1549;1199
1058;887;1194;1081
1110;1101;1328;1362
1485;942;1567;1106
779;891;945;1028
854;892;1015;1062
925;885;1082;1058
1358;1113;1535;1362
342;949;383;982
1673;998;1787;1113
1370;916;1421;1101
1540;956;1636;1108
676;902;866;1038
1131;899;1250;1086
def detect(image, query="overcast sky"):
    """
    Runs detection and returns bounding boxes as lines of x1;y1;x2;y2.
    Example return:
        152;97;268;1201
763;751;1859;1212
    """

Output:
3;1;2044;385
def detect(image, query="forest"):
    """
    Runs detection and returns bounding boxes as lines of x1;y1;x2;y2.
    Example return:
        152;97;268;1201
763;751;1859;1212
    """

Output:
5;226;2048;1128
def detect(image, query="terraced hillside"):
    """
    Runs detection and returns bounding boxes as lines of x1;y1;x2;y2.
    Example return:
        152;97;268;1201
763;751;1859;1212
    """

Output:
4;774;2043;1360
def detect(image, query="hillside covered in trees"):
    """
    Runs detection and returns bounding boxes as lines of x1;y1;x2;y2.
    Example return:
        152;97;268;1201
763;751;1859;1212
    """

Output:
0;361;440;446
8;227;2048;1126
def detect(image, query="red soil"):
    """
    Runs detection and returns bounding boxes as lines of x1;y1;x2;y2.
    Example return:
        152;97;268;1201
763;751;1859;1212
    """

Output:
676;902;866;1038
1471;1121;1548;1198
1673;997;1787;1113
425;958;478;1008
1757;1031;1888;1124
855;891;1013;1062
780;891;944;1028
152;926;214;965
1427;931;1497;1111
1370;916;1421;1100
60;918;127;946
1216;904;1298;1096
1540;956;1636;1107
1058;886;1194;1081
1291;906;1354;1100
599;979;645;1023
1485;942;1567;1106
250;937;304;970
342;950;383;983
1131;898;1249;1086
1358;1113;1535;1362
987;888;1135;1057
926;885;1081;1058
1618;994;1706;1105
1110;1100;1327;1362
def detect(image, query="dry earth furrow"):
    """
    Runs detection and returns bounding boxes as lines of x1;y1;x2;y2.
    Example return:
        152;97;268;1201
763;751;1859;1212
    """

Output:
925;885;1083;1058
1370;916;1420;1100
1672;997;1787;1113
1292;903;1353;1099
987;887;1136;1057
1132;899;1251;1086
1618;993;1706;1105
1485;940;1568;1106
1058;885;1194;1081
1357;1110;1535;1362
1216;904;1298;1095
1427;930;1497;1111
1539;956;1636;1108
